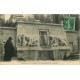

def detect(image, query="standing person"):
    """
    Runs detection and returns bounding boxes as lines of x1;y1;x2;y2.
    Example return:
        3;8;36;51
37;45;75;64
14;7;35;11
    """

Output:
3;37;17;61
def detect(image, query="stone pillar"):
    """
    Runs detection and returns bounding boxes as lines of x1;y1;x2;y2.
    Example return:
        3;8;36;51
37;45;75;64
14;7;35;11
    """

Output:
34;51;38;60
53;49;59;60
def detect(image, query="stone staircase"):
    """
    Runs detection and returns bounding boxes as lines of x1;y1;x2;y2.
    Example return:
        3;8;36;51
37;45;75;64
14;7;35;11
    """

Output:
66;53;80;60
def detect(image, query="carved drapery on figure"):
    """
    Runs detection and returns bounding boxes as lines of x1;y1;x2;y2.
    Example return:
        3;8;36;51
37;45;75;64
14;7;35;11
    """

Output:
17;34;39;47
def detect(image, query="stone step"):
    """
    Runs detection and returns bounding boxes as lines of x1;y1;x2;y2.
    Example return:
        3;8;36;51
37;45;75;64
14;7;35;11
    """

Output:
66;54;79;60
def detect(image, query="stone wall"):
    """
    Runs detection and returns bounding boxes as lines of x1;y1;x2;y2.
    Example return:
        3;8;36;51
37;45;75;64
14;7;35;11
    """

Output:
16;23;67;47
66;31;78;52
0;27;16;46
17;23;66;38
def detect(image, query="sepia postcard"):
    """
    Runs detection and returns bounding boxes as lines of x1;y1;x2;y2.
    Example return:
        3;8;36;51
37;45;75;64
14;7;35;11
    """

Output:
0;14;80;64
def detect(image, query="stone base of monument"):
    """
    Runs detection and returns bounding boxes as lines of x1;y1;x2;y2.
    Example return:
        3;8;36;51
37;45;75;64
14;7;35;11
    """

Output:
11;57;18;61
